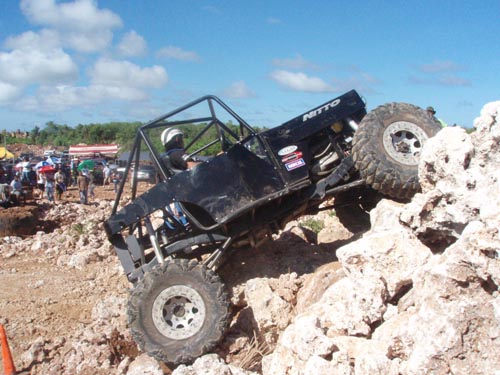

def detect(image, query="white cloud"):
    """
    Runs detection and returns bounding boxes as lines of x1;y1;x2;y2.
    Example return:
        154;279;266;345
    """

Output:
0;47;78;86
20;0;122;53
0;81;22;104
5;57;168;112
201;6;223;15
117;30;147;57
438;75;471;86
418;60;462;73
267;17;282;25
410;60;470;87
64;29;115;53
156;46;200;62
330;73;380;94
272;54;318;70
89;58;168;89
223;81;256;99
14;84;150;113
4;29;61;51
47;85;147;109
20;0;122;31
270;70;333;92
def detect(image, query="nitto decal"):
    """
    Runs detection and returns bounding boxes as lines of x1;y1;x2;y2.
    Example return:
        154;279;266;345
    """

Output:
303;98;341;122
285;158;305;171
281;151;303;163
277;145;298;156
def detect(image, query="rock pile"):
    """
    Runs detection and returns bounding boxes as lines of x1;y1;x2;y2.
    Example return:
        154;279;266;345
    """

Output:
0;201;132;375
260;102;500;375
1;101;498;374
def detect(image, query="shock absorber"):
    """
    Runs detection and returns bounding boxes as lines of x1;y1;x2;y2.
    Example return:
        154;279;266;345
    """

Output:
144;216;164;264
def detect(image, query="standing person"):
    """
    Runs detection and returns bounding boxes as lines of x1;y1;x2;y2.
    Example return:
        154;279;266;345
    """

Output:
77;171;89;204
36;170;45;199
71;159;79;186
44;171;55;203
88;169;96;200
103;164;111;185
426;106;447;128
21;157;31;183
111;170;121;193
54;168;66;202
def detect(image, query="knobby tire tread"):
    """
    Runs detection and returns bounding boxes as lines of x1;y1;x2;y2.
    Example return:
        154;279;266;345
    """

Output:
127;258;230;365
352;102;441;200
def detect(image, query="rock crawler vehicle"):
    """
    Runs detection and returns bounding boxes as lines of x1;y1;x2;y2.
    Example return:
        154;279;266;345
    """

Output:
104;90;441;365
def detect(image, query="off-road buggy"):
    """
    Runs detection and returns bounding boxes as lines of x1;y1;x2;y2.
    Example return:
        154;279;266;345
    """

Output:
104;90;441;365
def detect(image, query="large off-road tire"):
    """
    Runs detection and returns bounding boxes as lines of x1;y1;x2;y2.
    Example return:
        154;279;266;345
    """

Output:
0;206;39;237
334;186;382;233
352;103;441;200
127;259;230;365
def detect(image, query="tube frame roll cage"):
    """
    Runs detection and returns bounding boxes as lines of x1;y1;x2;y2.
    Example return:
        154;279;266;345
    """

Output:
105;90;369;282
112;95;258;213
106;95;279;282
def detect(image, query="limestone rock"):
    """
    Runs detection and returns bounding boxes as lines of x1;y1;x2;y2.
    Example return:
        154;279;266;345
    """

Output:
126;353;163;375
262;101;500;375
244;277;294;346
173;353;258;375
296;262;344;314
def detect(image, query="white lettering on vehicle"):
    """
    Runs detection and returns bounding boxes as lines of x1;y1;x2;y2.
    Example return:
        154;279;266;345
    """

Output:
302;99;341;122
278;145;298;156
285;158;305;171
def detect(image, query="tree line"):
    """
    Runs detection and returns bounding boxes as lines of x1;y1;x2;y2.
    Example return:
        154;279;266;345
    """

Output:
2;121;268;156
2;121;142;150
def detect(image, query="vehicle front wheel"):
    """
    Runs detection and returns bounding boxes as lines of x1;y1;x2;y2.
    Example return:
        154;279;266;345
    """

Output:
352;102;441;200
127;259;230;365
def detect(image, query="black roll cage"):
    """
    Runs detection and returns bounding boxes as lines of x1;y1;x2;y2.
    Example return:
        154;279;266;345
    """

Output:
111;95;259;215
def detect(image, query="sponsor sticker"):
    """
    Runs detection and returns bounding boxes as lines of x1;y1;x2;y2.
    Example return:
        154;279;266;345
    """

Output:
281;151;303;163
278;145;298;156
285;158;305;171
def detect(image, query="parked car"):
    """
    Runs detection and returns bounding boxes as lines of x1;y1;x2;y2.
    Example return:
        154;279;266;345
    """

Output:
131;164;158;184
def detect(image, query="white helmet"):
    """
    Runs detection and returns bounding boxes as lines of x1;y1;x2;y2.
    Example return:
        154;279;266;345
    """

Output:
161;128;183;146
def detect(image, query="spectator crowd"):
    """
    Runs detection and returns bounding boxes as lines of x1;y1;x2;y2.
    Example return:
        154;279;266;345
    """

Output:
0;156;117;208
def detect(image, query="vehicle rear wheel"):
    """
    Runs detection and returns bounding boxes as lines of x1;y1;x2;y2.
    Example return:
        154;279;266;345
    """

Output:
352;102;441;200
127;259;230;365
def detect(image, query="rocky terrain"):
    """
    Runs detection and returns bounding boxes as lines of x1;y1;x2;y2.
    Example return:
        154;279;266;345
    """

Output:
0;100;499;375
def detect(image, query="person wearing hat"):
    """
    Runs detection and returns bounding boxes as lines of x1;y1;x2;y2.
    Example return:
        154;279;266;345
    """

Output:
159;127;198;229
426;106;447;127
160;128;199;172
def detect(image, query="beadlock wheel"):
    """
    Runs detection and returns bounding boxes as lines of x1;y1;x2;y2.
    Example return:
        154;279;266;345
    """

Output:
352;102;441;199
382;121;429;166
127;259;230;365
152;285;206;340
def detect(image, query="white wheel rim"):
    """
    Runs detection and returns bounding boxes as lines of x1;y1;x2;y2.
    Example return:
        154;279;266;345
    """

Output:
152;285;206;340
383;121;428;166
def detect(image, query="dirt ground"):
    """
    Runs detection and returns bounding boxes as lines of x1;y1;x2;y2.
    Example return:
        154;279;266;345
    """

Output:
0;177;344;374
0;143;348;375
0;182;145;374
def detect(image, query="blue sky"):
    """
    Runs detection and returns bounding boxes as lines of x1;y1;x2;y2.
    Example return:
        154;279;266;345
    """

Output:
0;0;498;132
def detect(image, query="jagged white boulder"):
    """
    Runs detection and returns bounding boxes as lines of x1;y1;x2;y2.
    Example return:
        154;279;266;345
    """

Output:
126;353;164;375
262;102;500;375
173;353;258;375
